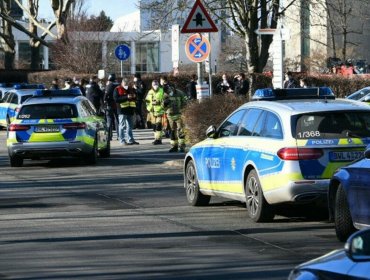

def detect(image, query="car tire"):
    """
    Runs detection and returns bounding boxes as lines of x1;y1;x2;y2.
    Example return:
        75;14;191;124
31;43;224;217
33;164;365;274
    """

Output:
185;160;210;206
246;170;275;222
334;184;356;242
9;155;23;167
85;138;98;165
99;139;111;158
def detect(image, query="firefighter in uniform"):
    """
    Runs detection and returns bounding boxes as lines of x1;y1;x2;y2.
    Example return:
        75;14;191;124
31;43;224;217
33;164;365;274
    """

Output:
145;80;164;145
163;85;187;152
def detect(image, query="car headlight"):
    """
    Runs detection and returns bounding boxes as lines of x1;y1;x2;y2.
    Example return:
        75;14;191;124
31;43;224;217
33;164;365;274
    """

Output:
288;269;318;280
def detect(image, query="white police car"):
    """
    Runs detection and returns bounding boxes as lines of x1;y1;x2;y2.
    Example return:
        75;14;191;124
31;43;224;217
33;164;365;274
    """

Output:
0;84;45;128
184;87;370;222
7;89;110;167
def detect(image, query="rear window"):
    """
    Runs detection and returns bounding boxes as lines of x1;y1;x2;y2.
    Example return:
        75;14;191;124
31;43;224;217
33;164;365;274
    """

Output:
294;111;370;139
18;104;78;119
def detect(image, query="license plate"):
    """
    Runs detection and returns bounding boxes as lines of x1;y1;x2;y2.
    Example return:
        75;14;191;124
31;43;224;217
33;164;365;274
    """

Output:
34;125;60;133
329;151;363;162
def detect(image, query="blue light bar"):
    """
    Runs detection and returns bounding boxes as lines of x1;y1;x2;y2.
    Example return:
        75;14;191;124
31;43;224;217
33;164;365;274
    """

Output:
34;88;82;97
14;84;45;90
252;87;335;101
0;82;22;88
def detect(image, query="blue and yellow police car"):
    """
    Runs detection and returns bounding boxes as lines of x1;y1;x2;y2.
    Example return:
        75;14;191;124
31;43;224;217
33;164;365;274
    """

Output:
184;87;370;222
0;84;45;128
7;89;110;167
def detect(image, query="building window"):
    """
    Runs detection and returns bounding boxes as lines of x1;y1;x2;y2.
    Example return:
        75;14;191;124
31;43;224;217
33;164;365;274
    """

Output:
136;42;159;73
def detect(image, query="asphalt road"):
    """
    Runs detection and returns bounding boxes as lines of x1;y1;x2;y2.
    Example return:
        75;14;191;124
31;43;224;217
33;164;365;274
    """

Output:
0;129;342;280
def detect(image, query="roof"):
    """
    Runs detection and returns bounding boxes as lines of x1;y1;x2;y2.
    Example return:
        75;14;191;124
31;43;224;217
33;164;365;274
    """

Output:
242;98;370;115
23;95;85;106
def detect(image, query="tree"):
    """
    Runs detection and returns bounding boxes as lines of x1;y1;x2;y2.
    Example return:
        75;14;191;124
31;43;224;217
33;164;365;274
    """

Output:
51;11;114;73
0;0;16;69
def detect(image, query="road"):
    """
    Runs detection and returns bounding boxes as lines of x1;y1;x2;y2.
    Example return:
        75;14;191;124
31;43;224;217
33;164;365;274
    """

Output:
0;129;342;280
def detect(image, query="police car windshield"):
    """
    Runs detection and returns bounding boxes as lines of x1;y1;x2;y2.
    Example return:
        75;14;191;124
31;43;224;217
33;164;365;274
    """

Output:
294;111;370;139
20;95;33;103
18;104;78;119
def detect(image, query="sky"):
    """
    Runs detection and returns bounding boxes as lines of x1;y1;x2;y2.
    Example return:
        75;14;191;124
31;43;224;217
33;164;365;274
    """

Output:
36;0;139;21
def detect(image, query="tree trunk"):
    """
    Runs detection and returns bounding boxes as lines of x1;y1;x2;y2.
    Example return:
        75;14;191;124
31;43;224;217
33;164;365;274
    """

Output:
3;20;15;69
29;22;41;69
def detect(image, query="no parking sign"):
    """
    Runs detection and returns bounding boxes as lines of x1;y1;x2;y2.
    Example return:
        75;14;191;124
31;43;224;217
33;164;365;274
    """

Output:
185;34;211;63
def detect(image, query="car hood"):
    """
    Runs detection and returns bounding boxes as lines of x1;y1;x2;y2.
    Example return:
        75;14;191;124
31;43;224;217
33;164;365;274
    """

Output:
294;249;356;275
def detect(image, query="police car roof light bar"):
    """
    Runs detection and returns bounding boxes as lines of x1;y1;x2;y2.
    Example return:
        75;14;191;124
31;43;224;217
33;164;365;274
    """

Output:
34;88;82;97
14;84;45;90
252;87;335;101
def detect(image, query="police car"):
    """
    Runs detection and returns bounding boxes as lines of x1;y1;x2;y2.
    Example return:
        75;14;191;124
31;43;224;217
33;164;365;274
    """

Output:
346;86;370;103
7;89;110;167
184;87;370;222
0;84;45;128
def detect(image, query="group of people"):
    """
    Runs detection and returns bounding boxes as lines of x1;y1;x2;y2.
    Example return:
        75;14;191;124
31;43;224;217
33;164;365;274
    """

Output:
283;71;308;89
215;73;250;95
50;74;187;153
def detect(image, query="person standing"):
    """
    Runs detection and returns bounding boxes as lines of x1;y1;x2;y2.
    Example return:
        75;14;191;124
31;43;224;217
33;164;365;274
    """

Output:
145;80;165;145
186;74;197;100
86;76;104;113
163;85;187;152
50;78;60;90
216;74;233;94
132;73;146;129
283;71;297;88
113;78;139;145
104;74;119;141
233;73;250;96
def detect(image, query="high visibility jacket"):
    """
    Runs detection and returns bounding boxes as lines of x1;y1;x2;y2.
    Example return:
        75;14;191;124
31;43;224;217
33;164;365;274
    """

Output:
145;88;164;117
113;85;136;115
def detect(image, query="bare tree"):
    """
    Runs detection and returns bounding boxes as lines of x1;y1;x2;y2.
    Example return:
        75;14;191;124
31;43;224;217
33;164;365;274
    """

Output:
0;0;16;69
323;0;370;61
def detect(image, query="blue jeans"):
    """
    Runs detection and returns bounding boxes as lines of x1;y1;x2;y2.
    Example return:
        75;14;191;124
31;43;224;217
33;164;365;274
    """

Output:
118;114;135;144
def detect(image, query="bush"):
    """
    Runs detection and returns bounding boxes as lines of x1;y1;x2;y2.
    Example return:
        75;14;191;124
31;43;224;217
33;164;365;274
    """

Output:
182;93;247;145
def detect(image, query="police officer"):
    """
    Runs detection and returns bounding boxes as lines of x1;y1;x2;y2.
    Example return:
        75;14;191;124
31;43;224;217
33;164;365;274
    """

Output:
163;85;187;152
104;74;119;141
86;76;104;113
113;78;139;145
145;80;164;145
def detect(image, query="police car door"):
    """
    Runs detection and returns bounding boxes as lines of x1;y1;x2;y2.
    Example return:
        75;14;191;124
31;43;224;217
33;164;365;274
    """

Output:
207;109;246;194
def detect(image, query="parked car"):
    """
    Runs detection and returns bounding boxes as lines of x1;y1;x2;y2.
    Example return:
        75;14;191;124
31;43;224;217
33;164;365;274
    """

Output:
7;89;109;167
0;84;45;128
346;87;370;103
329;145;370;241
184;87;370;222
289;229;370;279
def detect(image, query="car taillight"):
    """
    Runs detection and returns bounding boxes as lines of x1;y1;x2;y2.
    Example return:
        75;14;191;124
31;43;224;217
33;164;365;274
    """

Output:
62;122;86;129
8;124;30;131
277;147;323;160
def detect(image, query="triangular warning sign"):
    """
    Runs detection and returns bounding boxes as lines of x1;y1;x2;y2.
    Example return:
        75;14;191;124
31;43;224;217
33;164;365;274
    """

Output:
181;0;218;33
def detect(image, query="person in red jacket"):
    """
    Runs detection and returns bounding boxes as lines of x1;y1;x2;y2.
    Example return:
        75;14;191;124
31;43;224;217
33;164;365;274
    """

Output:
113;78;139;145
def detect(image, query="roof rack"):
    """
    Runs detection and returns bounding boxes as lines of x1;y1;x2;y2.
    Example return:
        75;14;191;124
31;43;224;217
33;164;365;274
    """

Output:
33;88;82;97
252;87;335;101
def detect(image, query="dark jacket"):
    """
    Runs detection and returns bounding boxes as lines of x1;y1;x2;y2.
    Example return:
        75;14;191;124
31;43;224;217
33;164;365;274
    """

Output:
186;80;197;100
234;79;250;96
133;79;146;101
86;82;103;111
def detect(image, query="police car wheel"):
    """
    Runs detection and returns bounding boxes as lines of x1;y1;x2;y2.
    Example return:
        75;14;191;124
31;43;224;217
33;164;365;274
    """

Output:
86;138;98;164
334;185;356;242
99;139;111;158
9;155;23;167
185;160;210;206
246;170;274;222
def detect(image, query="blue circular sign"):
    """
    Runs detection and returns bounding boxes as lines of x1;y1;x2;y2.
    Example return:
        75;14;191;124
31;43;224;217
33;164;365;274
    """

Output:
115;44;131;61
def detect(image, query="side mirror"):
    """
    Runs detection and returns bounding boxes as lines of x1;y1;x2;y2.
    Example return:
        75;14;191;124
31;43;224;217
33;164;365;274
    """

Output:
345;229;370;262
363;95;370;102
365;147;370;159
206;125;217;138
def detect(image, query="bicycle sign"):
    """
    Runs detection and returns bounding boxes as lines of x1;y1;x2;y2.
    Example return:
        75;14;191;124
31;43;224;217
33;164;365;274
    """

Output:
185;34;211;63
